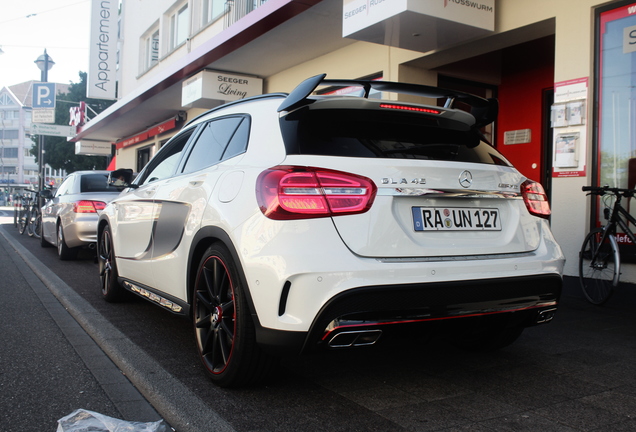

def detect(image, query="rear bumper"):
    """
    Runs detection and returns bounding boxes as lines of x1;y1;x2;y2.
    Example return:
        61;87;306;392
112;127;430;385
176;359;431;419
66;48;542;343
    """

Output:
255;273;562;355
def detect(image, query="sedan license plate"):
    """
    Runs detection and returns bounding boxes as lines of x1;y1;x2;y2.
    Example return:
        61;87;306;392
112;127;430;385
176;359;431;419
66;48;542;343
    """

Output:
412;207;502;231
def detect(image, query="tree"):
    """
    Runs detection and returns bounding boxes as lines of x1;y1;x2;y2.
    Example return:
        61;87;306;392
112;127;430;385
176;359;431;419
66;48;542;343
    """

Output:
31;72;116;173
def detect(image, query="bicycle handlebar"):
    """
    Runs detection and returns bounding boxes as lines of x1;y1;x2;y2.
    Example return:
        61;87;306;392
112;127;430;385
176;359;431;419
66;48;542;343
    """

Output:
582;185;636;197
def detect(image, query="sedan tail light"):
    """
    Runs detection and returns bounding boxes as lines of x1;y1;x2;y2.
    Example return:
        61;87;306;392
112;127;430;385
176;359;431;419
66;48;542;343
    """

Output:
257;166;377;220
73;200;107;213
521;180;550;219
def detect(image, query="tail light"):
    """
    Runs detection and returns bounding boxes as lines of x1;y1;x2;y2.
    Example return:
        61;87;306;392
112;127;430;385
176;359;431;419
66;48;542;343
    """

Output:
256;166;377;220
73;200;107;213
521;180;550;219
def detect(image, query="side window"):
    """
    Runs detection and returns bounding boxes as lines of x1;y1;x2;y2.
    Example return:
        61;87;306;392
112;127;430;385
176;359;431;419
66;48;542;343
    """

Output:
181;116;244;174
222;118;249;161
139;128;194;185
55;176;74;197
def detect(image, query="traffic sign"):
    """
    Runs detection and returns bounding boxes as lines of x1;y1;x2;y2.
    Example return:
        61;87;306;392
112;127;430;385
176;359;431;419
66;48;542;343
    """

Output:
32;82;56;108
32;109;55;124
32;123;76;137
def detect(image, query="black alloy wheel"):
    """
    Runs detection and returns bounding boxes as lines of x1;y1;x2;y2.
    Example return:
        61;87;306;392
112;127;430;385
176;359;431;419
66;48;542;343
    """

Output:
193;244;277;387
99;225;126;302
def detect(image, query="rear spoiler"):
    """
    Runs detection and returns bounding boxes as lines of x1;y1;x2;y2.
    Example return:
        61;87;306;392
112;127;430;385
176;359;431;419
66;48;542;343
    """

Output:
278;73;498;129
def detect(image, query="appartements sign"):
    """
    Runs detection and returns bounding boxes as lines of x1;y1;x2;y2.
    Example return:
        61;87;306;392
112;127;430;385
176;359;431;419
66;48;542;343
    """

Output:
87;0;118;100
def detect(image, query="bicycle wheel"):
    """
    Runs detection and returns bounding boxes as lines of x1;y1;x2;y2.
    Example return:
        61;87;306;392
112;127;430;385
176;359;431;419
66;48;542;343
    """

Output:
26;208;36;237
579;227;619;305
18;209;28;235
31;210;42;239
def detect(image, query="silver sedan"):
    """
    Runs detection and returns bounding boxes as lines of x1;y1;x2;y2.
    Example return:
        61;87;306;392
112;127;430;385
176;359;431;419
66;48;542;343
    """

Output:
41;170;121;260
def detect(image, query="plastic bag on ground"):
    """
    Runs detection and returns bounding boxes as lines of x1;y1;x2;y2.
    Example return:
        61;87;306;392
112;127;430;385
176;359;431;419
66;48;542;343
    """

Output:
56;409;170;432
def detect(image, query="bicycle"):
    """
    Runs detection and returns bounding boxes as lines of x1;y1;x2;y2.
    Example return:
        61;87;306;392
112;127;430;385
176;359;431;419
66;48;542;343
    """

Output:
17;195;32;235
17;190;42;238
579;185;636;304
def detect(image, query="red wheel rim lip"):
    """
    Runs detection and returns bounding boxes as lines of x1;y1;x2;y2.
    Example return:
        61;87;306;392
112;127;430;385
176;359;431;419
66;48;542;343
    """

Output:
194;255;236;376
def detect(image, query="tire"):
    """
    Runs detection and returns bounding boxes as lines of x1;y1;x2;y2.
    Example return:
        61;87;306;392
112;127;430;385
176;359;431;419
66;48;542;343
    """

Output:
579;228;618;305
57;223;78;260
31;211;42;239
26;209;37;237
18;210;28;235
40;219;53;248
98;225;126;302
193;243;278;387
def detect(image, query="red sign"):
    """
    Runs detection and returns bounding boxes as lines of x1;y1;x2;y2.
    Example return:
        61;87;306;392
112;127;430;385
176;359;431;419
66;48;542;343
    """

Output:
115;118;177;149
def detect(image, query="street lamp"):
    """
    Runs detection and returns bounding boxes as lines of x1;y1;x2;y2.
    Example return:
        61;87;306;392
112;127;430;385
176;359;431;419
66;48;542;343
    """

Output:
34;49;54;192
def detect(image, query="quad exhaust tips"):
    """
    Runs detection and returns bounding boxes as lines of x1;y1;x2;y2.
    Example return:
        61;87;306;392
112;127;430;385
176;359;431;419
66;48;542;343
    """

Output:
327;329;382;348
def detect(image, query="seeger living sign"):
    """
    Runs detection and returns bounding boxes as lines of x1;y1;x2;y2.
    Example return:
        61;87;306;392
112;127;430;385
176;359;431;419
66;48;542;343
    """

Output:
182;71;263;107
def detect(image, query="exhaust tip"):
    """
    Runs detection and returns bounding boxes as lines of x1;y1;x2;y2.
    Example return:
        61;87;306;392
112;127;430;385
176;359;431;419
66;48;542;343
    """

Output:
328;330;382;348
536;308;557;324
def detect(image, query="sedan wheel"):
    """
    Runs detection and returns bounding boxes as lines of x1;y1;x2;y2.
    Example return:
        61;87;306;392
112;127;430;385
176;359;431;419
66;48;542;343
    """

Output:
57;223;78;260
193;244;277;387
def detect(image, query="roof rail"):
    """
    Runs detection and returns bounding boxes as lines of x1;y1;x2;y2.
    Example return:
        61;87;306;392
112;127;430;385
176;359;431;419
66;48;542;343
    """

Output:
277;74;498;129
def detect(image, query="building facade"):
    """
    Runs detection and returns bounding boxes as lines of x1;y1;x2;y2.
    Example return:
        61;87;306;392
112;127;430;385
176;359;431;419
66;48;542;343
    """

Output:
75;0;636;281
0;81;68;202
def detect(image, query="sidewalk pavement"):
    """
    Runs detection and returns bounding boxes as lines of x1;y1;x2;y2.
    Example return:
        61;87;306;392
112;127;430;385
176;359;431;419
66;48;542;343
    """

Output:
0;206;168;431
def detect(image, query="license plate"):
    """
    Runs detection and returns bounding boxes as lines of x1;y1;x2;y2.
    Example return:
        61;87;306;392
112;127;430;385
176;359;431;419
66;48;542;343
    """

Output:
412;207;502;231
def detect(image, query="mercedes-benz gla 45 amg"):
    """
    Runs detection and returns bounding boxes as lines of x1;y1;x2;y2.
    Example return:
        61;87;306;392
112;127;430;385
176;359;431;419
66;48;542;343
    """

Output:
98;74;565;387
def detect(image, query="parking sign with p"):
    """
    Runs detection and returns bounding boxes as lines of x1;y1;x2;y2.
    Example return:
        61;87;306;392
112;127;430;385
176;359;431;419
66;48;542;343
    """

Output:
32;83;56;108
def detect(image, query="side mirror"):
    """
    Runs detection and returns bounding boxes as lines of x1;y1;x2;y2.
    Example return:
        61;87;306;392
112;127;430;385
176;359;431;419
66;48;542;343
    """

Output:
40;189;53;200
108;168;137;189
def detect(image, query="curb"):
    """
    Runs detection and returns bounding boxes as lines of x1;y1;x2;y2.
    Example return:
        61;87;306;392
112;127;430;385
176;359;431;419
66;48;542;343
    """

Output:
0;225;235;432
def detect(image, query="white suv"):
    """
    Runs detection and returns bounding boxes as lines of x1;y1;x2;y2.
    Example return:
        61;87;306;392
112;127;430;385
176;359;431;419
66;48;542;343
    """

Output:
98;74;565;387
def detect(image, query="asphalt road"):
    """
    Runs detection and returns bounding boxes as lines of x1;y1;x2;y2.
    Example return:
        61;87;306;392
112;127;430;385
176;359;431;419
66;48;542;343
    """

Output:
2;208;636;431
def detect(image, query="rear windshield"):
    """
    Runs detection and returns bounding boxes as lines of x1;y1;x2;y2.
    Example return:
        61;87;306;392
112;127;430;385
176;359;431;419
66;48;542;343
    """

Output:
80;173;118;193
281;109;511;166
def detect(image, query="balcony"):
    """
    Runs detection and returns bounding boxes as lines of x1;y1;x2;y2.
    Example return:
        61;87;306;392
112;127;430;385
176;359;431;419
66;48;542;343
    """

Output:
225;0;268;28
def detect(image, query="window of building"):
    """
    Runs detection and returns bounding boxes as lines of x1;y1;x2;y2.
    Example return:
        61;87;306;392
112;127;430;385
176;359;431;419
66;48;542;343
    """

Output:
202;0;226;26
137;146;153;173
0;94;16;106
0;110;18;119
0;130;18;140
2;148;18;158
141;27;160;72
169;3;189;51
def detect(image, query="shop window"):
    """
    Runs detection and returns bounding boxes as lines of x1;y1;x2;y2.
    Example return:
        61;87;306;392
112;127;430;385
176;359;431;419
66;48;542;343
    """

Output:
595;1;636;244
596;3;636;189
137;146;153;173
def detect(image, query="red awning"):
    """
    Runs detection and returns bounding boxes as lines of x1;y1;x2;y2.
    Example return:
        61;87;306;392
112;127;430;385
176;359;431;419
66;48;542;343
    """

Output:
106;157;116;171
